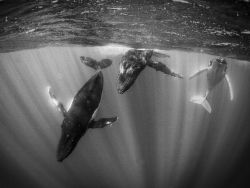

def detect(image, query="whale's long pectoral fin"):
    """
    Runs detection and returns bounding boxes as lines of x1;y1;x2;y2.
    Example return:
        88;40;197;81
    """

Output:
225;74;234;101
47;86;67;117
189;67;208;80
147;60;183;79
89;117;118;128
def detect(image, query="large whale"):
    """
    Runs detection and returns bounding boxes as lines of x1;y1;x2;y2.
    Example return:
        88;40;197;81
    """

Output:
48;71;117;162
117;49;183;94
189;57;234;113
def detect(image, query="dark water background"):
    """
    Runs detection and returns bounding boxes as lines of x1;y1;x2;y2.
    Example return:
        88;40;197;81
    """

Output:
0;0;250;188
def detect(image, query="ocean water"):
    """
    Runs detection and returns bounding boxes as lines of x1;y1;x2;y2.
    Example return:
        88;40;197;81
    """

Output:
0;45;250;188
0;0;250;188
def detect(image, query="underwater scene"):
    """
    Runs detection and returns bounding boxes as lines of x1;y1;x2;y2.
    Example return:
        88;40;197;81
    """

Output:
0;0;250;188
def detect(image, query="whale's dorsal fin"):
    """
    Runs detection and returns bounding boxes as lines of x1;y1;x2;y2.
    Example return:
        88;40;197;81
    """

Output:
89;117;118;128
189;67;208;80
225;74;234;101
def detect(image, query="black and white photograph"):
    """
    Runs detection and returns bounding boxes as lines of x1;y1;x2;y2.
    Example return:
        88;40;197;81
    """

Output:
0;0;250;187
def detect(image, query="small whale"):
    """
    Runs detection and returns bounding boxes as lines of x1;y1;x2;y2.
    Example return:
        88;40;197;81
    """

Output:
189;57;234;113
117;49;183;94
80;56;112;70
47;71;118;162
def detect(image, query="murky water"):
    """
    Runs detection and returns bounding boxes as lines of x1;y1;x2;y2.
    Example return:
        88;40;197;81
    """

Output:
0;0;250;188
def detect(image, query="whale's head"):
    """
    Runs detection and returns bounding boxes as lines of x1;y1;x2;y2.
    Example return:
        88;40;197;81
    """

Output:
209;57;227;73
117;61;146;94
56;117;84;162
117;51;148;94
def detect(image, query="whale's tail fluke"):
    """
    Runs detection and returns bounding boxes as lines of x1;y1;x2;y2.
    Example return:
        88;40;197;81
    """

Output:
80;56;112;70
190;95;212;113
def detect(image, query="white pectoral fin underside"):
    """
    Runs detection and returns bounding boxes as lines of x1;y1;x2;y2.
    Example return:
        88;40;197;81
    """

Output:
66;97;74;111
47;86;67;116
189;67;208;80
47;86;59;106
225;74;234;101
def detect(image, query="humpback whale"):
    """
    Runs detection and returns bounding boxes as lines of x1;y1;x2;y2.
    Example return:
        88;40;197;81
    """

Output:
117;49;183;94
189;57;234;113
47;71;118;162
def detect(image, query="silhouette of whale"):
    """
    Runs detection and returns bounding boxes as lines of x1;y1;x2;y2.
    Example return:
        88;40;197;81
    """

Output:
189;57;234;113
48;71;118;162
117;49;183;94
